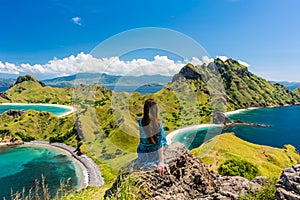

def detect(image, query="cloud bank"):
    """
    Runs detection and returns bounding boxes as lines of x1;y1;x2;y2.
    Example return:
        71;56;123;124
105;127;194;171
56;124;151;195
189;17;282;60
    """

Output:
0;53;186;78
0;53;248;79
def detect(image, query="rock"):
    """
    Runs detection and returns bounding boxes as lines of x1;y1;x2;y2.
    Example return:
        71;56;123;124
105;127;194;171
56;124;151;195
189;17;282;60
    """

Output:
212;111;232;124
252;176;267;185
0;92;11;101
276;163;300;199
105;142;261;199
4;110;25;118
172;64;202;82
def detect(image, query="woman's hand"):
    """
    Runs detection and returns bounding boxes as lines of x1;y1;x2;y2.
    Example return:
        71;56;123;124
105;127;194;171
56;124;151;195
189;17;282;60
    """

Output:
157;161;164;175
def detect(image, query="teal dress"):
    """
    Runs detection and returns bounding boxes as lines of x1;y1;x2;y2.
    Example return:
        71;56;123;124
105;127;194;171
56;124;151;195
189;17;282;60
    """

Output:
136;119;167;166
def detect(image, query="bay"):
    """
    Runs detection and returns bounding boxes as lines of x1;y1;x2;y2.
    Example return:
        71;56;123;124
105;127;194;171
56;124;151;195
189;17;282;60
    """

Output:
0;145;78;199
0;104;72;117
174;106;300;151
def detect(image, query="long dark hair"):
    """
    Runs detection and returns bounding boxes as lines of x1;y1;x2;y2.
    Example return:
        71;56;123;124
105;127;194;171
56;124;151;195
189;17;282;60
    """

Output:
142;98;160;145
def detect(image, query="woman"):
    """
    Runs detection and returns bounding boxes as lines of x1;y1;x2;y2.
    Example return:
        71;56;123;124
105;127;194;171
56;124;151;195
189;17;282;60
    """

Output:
136;98;167;175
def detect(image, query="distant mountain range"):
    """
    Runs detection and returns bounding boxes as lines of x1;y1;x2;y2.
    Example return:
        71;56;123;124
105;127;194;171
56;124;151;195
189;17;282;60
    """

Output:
270;81;300;90
42;73;172;87
0;78;15;87
1;73;300;90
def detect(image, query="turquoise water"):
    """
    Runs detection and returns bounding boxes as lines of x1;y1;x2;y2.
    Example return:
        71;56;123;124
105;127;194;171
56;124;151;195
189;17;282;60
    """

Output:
0;104;71;116
0;145;78;199
174;106;300;151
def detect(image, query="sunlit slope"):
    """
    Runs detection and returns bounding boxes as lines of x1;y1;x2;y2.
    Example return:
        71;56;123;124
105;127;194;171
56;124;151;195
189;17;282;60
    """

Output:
192;133;300;177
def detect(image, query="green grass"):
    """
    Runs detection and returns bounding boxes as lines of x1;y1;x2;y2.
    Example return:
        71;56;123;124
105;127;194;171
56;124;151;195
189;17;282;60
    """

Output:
192;133;300;177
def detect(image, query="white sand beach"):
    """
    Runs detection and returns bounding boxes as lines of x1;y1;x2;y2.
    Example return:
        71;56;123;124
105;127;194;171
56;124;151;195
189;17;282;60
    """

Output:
0;103;76;117
224;107;259;116
166;124;222;145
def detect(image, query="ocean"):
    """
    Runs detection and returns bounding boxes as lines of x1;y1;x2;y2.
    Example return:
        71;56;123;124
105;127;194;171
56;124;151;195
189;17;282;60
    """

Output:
174;106;300;151
0;104;71;116
0;86;9;92
0;145;78;199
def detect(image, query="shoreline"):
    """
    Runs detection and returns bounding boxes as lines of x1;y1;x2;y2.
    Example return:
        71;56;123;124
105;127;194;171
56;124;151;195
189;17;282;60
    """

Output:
166;124;222;145
0;103;76;117
224;107;259;116
20;141;104;189
166;107;265;145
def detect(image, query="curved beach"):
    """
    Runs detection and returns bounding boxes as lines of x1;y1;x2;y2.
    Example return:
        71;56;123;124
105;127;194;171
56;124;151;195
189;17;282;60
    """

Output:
166;124;222;145
24;141;104;188
0;103;76;117
166;107;259;144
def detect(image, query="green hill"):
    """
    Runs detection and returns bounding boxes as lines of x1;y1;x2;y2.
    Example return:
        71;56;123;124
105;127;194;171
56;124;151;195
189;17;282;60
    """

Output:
191;133;300;177
169;59;300;112
0;74;73;104
0;110;78;146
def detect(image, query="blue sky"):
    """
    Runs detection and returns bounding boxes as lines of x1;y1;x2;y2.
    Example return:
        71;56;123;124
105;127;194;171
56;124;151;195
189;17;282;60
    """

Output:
0;0;300;81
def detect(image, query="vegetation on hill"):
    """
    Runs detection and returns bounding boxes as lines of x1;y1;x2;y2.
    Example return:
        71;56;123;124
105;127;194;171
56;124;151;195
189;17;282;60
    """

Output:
0;75;73;104
191;133;300;177
0;110;79;147
217;159;260;180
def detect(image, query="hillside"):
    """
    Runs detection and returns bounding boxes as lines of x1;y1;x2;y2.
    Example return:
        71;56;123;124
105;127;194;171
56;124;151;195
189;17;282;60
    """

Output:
0;74;73;104
0;110;78;147
191;133;300;177
169;58;300;112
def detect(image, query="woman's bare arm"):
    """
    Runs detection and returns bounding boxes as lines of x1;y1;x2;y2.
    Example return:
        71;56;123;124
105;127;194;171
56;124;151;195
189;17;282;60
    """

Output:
157;146;164;175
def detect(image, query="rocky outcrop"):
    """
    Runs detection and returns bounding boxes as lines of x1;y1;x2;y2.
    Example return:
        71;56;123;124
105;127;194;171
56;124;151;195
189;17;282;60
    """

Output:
276;163;300;200
0;92;11;101
14;74;45;87
212;111;232;124
105;143;261;199
172;64;202;82
4;110;25;118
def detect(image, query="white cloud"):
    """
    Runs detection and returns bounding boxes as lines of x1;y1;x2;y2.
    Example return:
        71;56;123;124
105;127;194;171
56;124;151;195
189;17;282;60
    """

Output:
189;57;203;66
72;17;82;26
202;56;214;65
216;56;228;62
0;61;22;74
216;56;250;67
237;60;250;67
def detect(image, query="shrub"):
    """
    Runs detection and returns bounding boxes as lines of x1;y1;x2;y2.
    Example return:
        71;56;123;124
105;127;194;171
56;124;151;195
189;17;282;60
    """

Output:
218;159;260;180
15;131;35;142
241;177;277;200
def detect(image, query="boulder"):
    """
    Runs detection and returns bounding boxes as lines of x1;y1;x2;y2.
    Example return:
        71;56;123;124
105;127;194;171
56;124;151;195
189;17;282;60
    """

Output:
276;164;300;200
